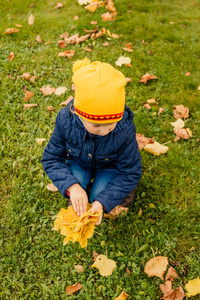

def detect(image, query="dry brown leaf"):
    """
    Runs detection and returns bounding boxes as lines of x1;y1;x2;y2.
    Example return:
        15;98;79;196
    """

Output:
57;40;66;48
86;2;99;12
24;103;37;109
122;42;133;52
103;41;110;46
40;85;55;96
15;24;22;27
143;103;151;110
104;205;128;220
106;2;116;12
170;119;185;129
36;138;46;145
185;72;191;76
139;73;158;84
24;90;34;101
144;256;168;279
138;207;142;216
146;98;157;104
8;52;15;61
74;265;84;273
102;11;116;21
185;278;200;296
93;250;99;261
116;56;131;67
28;14;35;25
73;15;79;20
59;95;73;106
126;267;131;276
165;266;178;281
158;107;165;115
126;77;132;82
58;49;75;58
4;28;19;34
30;76;38;82
22;72;31;80
55;87;67;95
46;106;54;111
83;47;93;52
144;142;169;156
173;105;189;119
54;2;63;9
66;283;82;295
36;35;43;43
160;281;185;300
91;254;116;276
47;183;58;192
115;291;129;300
60;31;69;39
173;127;190;140
90;20;98;24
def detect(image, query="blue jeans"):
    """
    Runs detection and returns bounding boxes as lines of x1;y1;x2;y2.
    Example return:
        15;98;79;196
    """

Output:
67;160;118;203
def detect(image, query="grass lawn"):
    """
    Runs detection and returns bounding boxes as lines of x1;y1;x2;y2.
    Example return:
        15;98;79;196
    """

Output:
0;0;200;299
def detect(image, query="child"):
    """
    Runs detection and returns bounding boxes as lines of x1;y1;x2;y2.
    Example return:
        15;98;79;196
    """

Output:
42;59;142;225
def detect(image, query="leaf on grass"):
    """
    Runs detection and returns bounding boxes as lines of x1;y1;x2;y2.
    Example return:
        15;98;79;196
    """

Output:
47;106;54;111
74;265;84;273
170;119;185;129
47;183;58;192
8;52;15;61
54;3;63;9
185;72;191;76
78;0;91;4
146;98;157;104
104;205;128;220
15;24;22;27
173;127;191;140
126;77;132;82
90;20;98;24
36;35;43;43
57;40;66;48
160;281;185;300
158;107;165;115
103;41;110;46
53;205;102;248
86;2;99;12
24;90;34;101
60;31;69;39
73;15;79;20
139;73;158;84
102;11;117;21
91;254;116;276
24;103;37;109
93;250;99;261
40;85;55;96
30;76;38;82
115;291;129;300
115;56;131;67
59;95;73;106
144;142;169;156
4;28;19;34
185;278;200;296
36;138;46;145
143;103;151;110
165;266;178;281
66;283;82;295
126;267;131;276
144;256;168;279
173;105;189;119
122;43;133;52
83;47;93;52
55;87;68;95
22;72;31;80
58;50;75;58
28;14;35;25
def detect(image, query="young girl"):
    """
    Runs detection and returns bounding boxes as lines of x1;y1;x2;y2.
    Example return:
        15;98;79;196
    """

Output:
42;59;142;225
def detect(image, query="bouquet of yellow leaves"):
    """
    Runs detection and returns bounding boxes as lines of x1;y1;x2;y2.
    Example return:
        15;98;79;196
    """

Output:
53;204;102;248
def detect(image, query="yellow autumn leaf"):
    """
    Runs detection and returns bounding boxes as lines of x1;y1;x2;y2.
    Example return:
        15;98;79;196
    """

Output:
171;119;185;128
54;87;68;95
35;138;46;145
144;256;168;279
115;56;131;67
104;205;128;220
91;254;116;276
115;291;129;300
143;141;169;156
28;14;35;25
185;278;200;296
47;183;58;192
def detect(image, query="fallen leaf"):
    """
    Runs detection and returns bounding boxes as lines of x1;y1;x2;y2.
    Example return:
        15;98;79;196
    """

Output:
93;250;99;261
86;2;99;12
78;0;91;4
160;281;185;300
24;90;34;101
103;41;110;46
47;183;58;192
36;35;43;43
3;28;19;34
126;267;131;276
28;14;35;25
104;205;128;220
73;15;79;20
139;73;158;84
90;20;98;24
173;105;189;119
185;278;200;297
60;31;69;39
126;77;132;82
59;95;73;106
170;119;185;129
8;52;15;61
102;11;116;21
122;43;133;52
58;49;75;58
144;256;168;279
136;133;154;150
146;98;157;104
138;207;142;216
30;76;38;82
115;56;131;67
66;283;82;295
83;47;93;52
46;106;54;111
24;103;37;109
40;85;55;96
115;291;129;300
22;72;31;80
143;103;151;110
55;87;67;95
144;142;169;156
106;2;117;13
15;24;22;27
91;254;116;276
198;86;200;91
170;21;176;24
74;265;84;273
173;127;191;140
165;266;178;281
185;72;191;76
159;107;165;115
54;2;63;9
35;138;46;145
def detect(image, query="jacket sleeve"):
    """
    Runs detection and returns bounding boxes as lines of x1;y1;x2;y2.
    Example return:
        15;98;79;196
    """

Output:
95;129;142;213
41;111;80;197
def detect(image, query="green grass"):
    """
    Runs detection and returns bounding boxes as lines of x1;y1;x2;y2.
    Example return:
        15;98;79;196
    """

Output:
0;0;200;299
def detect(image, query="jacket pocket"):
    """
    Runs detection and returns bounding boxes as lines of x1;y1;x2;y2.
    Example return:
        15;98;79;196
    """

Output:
65;142;81;159
96;153;118;169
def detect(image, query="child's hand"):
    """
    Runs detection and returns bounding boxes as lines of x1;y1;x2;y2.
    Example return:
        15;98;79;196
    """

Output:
67;184;88;216
91;201;103;225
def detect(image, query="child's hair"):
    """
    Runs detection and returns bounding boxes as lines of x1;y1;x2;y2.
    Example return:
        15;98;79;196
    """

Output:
72;59;127;124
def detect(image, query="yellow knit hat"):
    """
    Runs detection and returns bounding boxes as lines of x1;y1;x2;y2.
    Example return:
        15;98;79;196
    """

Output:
72;59;127;123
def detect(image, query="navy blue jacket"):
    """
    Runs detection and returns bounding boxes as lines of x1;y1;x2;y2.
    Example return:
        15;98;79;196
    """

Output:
42;100;142;213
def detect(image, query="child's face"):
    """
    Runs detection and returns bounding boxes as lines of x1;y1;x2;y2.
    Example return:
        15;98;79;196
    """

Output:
80;118;117;136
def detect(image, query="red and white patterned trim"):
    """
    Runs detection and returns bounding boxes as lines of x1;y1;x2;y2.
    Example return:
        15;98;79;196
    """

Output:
74;106;124;121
